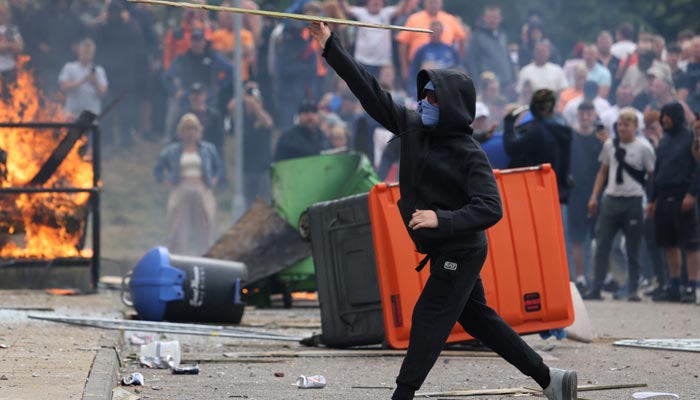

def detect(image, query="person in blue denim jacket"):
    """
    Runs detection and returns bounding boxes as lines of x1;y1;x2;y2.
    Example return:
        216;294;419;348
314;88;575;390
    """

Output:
154;113;223;255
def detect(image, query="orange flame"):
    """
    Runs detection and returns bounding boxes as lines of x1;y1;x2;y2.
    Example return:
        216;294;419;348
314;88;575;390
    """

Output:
0;56;94;258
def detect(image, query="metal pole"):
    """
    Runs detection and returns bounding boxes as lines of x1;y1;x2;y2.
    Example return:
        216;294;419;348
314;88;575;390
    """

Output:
231;0;245;222
91;126;101;292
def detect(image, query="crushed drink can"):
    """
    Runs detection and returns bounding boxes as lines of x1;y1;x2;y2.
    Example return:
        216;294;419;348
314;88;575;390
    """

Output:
122;372;144;386
172;364;200;375
296;375;326;389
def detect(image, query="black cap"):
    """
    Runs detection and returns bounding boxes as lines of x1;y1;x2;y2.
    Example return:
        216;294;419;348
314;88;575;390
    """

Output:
298;100;318;114
578;101;595;112
190;82;205;94
191;29;205;40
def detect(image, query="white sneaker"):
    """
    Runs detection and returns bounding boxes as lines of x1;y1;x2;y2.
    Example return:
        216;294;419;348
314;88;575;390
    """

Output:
543;368;577;400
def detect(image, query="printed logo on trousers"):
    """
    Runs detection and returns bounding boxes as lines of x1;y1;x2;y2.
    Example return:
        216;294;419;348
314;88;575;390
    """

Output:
444;261;458;271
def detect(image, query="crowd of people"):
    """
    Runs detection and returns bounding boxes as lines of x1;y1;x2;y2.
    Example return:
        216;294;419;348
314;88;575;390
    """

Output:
1;0;699;303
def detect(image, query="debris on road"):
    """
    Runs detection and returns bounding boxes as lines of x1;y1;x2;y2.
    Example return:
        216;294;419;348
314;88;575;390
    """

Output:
112;387;140;400
223;349;498;359
274;372;285;377
122;372;145;386
140;340;180;369
609;365;631;371
172;364;200;375
632;392;680;399
417;382;648;397
0;344;7;349
128;333;155;346
45;288;79;296
295;375;326;389
28;315;302;342
613;338;700;353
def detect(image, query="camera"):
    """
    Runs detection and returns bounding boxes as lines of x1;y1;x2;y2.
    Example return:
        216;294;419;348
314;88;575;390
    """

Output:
90;64;96;74
595;121;605;131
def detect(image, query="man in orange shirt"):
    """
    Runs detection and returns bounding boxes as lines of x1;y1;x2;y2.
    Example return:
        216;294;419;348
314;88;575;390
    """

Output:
395;0;465;82
210;0;256;81
162;0;213;70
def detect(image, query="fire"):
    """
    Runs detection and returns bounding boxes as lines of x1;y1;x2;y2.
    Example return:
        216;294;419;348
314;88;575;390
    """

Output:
0;56;94;258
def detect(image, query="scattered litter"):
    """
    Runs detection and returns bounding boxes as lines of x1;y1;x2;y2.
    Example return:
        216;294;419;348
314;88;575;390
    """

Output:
140;341;180;369
671;363;680;367
0;375;7;380
295;375;326;389
632;392;680;399
31;373;39;378
129;333;156;346
419;383;648;398
172;364;200;375
45;288;80;296
151;386;162;391
223;349;498;359
614;338;700;353
122;372;144;386
609;365;631;371
0;344;8;349
274;372;285;377
112;387;140;400
351;386;392;390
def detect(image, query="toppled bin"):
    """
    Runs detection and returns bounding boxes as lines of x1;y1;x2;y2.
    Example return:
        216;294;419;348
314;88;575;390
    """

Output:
128;247;247;323
271;153;380;293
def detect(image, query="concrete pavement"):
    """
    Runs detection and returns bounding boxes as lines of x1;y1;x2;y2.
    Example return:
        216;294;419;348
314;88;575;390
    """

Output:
1;290;699;399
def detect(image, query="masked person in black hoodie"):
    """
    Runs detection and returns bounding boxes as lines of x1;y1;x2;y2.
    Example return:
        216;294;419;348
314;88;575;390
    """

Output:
648;102;700;304
308;22;577;400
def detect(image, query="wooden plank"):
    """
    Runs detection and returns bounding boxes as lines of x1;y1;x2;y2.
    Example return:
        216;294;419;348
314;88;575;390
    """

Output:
129;0;432;33
222;349;499;359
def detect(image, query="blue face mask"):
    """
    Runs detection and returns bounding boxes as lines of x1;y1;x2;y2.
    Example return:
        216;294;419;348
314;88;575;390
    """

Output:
418;99;439;127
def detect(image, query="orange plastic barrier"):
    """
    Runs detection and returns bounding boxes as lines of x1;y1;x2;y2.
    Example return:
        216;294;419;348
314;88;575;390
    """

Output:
369;164;575;349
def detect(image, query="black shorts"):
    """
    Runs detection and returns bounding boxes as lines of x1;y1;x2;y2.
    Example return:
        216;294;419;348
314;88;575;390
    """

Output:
567;195;596;243
654;195;700;250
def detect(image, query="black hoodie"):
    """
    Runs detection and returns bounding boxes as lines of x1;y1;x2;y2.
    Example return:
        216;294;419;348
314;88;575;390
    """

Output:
323;33;502;254
651;102;700;199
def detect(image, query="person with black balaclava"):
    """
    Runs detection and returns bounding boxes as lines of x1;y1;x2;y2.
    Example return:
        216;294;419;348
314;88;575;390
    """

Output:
503;89;573;204
648;102;700;304
308;21;578;400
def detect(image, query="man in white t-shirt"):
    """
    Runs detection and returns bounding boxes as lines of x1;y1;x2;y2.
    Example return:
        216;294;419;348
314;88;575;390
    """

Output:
58;38;108;118
339;0;407;77
584;108;655;301
516;40;568;95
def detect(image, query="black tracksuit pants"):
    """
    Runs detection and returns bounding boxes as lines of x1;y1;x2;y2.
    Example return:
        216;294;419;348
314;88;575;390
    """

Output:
393;246;550;398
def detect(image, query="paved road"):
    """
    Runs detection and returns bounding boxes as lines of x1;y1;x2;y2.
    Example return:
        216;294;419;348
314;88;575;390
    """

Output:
1;290;699;399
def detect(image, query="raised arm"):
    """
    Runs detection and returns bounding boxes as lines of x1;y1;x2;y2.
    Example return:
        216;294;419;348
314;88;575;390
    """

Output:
308;22;410;134
337;0;356;19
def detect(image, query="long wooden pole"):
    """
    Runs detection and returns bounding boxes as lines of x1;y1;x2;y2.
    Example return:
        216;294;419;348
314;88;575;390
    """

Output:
129;0;433;33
